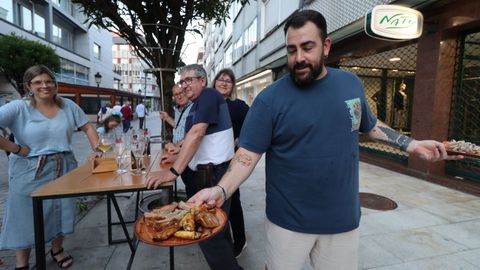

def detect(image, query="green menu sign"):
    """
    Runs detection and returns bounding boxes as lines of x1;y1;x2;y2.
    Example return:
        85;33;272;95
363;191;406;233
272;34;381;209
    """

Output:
365;5;423;41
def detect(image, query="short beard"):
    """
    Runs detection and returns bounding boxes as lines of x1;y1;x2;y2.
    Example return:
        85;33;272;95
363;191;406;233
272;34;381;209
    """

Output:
289;56;324;88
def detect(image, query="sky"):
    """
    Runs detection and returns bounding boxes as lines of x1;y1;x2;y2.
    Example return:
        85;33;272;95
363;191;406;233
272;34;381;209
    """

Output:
180;31;203;65
181;19;205;65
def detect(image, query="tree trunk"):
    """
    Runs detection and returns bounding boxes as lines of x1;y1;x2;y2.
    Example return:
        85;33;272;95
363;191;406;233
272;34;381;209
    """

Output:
156;70;176;141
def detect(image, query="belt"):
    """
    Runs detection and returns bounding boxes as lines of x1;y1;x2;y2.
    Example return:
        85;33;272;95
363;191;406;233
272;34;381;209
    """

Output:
197;160;230;171
215;160;230;169
35;151;72;178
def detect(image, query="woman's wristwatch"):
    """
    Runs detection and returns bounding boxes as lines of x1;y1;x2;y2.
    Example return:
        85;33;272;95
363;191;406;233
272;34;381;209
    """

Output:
169;167;180;177
13;144;22;155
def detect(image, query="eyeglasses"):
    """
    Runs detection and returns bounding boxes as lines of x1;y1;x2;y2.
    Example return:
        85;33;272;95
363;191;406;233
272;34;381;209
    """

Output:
216;79;233;85
173;91;185;98
29;80;55;87
178;76;201;86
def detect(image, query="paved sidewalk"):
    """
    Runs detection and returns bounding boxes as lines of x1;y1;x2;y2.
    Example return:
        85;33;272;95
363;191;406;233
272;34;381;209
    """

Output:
1;113;480;269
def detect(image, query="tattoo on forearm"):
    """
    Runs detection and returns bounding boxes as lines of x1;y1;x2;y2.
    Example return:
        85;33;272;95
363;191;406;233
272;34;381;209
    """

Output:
377;126;413;151
235;153;253;167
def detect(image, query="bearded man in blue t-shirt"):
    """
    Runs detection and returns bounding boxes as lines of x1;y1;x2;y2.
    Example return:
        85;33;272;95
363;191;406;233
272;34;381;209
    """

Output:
186;10;462;270
146;64;242;270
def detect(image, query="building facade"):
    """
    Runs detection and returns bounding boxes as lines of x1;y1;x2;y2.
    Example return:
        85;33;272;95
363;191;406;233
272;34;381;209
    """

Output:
203;0;480;193
112;34;161;110
0;0;127;114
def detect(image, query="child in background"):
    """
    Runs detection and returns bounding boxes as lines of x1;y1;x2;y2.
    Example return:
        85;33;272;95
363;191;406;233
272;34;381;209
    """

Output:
96;112;122;135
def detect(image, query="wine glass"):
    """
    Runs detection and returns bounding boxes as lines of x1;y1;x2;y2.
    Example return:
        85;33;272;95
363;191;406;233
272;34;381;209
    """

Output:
98;133;115;157
131;138;146;175
114;137;128;173
142;128;151;156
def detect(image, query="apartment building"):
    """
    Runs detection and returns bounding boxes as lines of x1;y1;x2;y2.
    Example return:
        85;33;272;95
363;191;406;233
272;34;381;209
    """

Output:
0;0;120;112
112;34;160;110
203;0;480;191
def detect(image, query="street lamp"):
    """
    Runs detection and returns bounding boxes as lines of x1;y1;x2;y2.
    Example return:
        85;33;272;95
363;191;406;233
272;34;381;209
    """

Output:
94;72;102;113
138;88;143;105
94;72;102;87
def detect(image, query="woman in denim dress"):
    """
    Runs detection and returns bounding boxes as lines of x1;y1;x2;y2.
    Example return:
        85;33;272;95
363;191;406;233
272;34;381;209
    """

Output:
0;65;99;269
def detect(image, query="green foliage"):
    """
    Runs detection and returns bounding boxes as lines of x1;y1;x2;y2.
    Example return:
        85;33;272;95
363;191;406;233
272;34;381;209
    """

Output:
0;34;60;96
76;197;88;213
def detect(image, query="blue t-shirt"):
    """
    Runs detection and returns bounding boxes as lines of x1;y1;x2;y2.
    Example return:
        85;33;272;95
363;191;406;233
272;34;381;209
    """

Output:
185;88;234;170
0;97;89;157
239;68;377;234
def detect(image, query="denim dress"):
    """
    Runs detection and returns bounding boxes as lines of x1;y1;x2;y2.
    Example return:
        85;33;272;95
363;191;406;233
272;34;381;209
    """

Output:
0;152;77;249
0;98;89;249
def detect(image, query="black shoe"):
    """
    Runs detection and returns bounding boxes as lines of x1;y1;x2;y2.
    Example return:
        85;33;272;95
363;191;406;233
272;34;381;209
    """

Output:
234;241;247;258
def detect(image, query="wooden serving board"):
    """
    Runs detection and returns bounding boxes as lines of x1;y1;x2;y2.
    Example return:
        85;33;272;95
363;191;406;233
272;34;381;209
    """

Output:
446;150;480;158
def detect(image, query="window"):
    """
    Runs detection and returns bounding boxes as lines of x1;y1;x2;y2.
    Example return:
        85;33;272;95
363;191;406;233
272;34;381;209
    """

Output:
214;26;223;50
233;37;243;61
205;53;212;69
225;44;233;67
59;59;74;83
34;13;45;37
0;0;14;22
52;0;74;16
76;65;88;83
93;43;101;59
210;65;216;81
218;59;224;71
224;6;233;38
215;64;222;78
244;18;257;52
263;0;276;35
56;58;89;85
94;44;101;59
261;0;297;37
231;1;242;20
53;23;73;50
21;6;32;31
